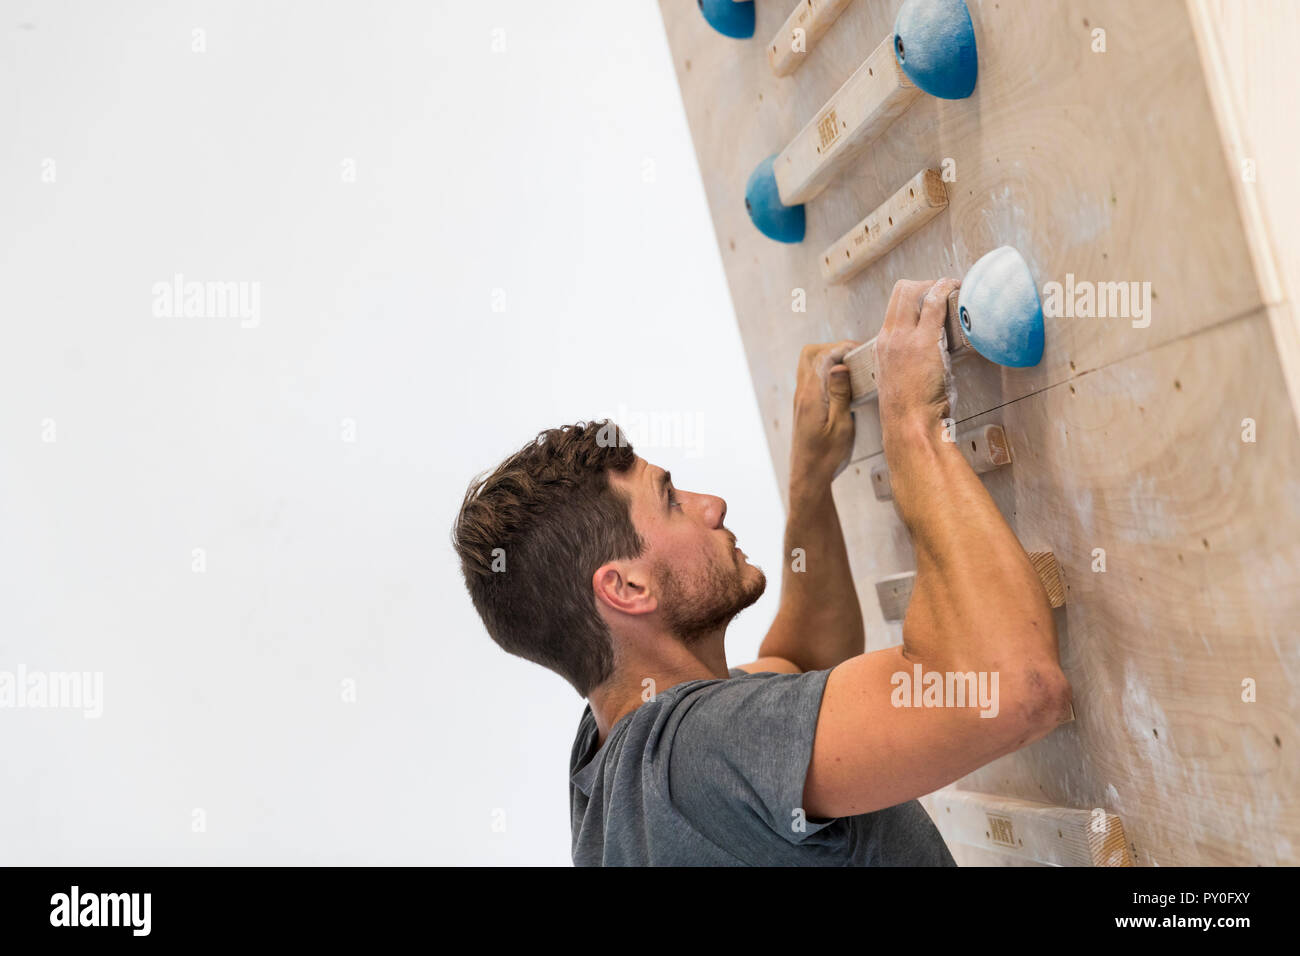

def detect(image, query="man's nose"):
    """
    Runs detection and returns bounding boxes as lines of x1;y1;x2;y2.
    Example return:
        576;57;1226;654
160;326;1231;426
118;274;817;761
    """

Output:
702;494;727;528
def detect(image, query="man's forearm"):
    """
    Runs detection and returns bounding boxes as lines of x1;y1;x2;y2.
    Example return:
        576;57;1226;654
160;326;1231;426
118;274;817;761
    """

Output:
885;414;1061;675
758;475;866;671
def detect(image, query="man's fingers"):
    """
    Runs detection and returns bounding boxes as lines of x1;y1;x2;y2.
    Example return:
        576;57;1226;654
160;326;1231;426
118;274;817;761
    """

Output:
881;281;926;335
826;339;861;366
919;277;961;336
826;363;853;415
893;280;933;330
807;341;861;401
882;281;906;336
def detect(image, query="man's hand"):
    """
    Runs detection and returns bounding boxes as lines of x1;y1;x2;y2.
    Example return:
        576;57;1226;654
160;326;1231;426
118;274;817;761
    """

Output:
790;340;859;486
761;339;865;671
874;278;961;433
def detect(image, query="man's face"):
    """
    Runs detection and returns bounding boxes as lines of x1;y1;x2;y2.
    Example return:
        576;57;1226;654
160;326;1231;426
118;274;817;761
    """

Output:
609;456;766;642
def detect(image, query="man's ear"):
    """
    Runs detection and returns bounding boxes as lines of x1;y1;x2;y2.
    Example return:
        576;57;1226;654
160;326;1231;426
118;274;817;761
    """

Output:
592;562;657;616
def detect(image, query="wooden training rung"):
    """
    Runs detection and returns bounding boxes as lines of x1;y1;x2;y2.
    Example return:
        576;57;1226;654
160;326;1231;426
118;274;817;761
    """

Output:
773;35;920;206
874;571;917;623
930;789;1133;867
767;0;856;78
1028;551;1067;608
876;551;1066;622
845;289;971;405
821;168;948;284
870;423;1012;500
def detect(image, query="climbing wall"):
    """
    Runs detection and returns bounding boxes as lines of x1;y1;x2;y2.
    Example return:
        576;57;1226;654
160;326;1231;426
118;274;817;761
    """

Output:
659;0;1300;865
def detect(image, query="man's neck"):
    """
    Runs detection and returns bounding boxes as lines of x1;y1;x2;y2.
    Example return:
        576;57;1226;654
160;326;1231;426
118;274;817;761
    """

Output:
588;633;729;745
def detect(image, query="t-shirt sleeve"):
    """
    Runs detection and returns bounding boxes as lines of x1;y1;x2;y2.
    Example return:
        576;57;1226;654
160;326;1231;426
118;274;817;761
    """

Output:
666;668;841;848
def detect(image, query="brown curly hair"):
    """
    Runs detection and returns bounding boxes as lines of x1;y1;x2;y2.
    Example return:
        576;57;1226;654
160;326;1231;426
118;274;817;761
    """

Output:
451;421;642;696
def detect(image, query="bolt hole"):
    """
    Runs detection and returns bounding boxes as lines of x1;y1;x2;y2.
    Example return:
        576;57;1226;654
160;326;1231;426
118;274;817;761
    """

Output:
888;216;893;225
909;188;914;197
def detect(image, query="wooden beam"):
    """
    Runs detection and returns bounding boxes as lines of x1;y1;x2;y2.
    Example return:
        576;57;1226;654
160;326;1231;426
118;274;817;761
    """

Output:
773;35;920;206
870;423;1011;500
767;0;856;77
844;289;970;405
876;550;1066;622
930;789;1133;867
821;168;948;284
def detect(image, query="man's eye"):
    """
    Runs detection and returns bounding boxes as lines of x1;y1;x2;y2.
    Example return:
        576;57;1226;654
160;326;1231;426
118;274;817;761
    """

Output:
668;488;681;509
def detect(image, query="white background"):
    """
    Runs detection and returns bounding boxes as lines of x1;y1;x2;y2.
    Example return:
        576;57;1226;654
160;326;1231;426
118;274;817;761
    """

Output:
0;1;788;864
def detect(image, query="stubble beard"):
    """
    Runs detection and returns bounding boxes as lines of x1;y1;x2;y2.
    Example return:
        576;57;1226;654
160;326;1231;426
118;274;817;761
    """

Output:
656;551;766;645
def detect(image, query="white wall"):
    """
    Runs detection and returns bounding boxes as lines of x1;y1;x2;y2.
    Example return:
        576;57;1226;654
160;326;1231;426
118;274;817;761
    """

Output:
0;0;786;864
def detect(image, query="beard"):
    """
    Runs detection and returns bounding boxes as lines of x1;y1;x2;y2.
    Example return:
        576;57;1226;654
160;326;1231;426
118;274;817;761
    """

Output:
656;550;766;644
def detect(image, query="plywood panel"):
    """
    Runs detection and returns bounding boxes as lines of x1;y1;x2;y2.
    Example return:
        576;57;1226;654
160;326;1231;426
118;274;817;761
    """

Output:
659;0;1299;865
660;0;1263;478
838;312;1300;865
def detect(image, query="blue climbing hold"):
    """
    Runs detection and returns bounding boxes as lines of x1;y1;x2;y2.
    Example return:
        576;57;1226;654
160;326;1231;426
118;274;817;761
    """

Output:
893;0;978;99
745;155;805;243
957;246;1044;368
699;0;755;39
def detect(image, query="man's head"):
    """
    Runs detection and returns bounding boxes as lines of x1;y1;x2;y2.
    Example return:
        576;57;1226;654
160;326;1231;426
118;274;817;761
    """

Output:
452;421;765;697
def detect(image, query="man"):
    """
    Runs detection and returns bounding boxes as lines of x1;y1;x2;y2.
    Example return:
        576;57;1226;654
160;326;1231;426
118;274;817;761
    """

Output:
453;278;1073;865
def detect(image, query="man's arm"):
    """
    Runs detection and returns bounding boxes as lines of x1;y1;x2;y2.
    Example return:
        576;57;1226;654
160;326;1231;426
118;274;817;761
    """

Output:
801;278;1071;819
734;656;802;675
755;342;865;672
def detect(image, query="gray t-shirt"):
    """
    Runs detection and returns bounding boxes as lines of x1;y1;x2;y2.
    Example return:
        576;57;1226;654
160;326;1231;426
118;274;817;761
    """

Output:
569;666;956;866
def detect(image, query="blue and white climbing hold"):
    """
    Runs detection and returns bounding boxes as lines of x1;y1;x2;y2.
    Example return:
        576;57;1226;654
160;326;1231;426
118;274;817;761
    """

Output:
699;0;755;39
893;0;978;100
744;155;805;243
957;245;1044;368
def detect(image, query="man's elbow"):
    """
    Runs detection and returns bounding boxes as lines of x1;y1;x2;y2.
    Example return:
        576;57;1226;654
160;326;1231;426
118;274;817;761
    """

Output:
1005;664;1073;745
